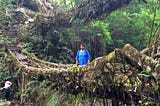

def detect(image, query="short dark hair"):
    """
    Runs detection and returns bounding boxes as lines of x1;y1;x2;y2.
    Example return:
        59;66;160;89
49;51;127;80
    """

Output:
80;43;86;47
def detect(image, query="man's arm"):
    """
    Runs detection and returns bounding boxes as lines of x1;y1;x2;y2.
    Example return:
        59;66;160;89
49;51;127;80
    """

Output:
88;60;90;63
75;51;79;65
86;50;91;63
76;60;79;65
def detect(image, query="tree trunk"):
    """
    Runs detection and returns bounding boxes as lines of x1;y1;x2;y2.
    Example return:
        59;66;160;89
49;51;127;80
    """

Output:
15;0;132;35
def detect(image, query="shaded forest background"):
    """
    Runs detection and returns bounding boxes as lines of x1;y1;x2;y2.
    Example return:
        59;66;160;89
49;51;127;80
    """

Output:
23;0;159;64
0;0;159;64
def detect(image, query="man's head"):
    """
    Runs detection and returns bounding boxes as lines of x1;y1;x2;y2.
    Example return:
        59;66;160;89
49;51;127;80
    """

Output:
80;44;85;50
5;81;12;86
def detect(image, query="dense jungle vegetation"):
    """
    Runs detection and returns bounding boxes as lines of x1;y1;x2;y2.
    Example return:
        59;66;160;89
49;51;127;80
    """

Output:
0;0;159;106
23;0;159;64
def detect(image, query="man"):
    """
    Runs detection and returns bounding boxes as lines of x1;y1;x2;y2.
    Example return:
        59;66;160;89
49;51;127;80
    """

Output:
0;81;12;101
75;44;91;66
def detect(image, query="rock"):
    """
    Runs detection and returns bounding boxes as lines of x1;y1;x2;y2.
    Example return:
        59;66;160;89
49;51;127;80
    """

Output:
0;101;11;106
155;64;160;72
140;47;150;55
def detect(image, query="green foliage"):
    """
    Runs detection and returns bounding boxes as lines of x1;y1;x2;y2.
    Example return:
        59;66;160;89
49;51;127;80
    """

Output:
23;31;75;63
24;79;53;106
46;92;60;106
138;70;151;77
0;36;7;45
106;0;160;50
68;93;90;106
23;20;110;63
23;0;160;62
90;20;111;43
143;101;156;106
0;0;159;105
23;35;44;53
0;54;9;83
49;0;76;8
0;0;15;25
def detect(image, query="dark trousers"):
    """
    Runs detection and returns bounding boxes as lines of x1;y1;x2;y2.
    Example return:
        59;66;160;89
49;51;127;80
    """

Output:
4;88;11;101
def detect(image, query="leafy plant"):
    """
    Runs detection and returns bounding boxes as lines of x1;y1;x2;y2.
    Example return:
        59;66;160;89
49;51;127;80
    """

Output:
0;54;10;83
0;0;15;25
91;20;111;43
106;0;160;50
46;91;60;106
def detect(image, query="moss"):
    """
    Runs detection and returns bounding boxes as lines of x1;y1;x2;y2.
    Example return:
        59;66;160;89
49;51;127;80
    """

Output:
73;66;78;72
106;51;115;61
145;58;151;66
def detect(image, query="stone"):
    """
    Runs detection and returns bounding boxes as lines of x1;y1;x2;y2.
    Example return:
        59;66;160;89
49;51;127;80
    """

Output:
155;64;160;72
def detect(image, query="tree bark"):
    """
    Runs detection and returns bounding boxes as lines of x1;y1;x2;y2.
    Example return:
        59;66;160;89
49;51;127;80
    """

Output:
7;43;160;104
15;0;132;35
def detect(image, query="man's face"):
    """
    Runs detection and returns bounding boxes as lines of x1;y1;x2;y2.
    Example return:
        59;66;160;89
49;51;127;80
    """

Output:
80;45;84;50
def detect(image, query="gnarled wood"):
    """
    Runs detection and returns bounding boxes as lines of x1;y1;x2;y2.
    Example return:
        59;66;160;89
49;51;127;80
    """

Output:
7;44;160;104
14;0;133;36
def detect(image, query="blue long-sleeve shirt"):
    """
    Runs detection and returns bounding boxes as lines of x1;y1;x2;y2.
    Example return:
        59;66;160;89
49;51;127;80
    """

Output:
75;49;91;66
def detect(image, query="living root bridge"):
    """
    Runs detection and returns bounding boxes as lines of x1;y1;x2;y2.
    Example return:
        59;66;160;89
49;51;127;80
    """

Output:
7;44;160;104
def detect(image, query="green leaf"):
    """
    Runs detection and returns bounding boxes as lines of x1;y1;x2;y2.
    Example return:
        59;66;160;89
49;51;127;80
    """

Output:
138;71;151;77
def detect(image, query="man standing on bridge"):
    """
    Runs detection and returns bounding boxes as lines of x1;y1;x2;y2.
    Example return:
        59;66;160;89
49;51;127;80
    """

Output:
75;44;91;66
